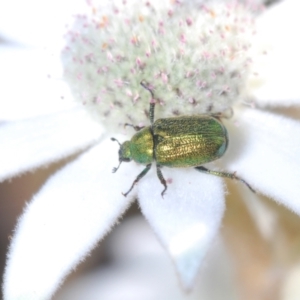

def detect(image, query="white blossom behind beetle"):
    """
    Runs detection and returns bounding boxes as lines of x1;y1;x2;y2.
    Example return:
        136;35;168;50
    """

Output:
1;0;300;300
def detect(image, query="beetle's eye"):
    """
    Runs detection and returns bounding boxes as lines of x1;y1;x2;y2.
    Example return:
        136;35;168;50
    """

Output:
118;142;131;162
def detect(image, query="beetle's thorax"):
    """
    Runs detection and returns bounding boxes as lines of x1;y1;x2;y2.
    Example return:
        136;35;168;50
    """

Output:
129;126;154;165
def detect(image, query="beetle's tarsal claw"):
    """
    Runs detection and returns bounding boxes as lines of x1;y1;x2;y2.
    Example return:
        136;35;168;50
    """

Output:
112;161;122;173
240;178;256;193
140;81;154;98
231;172;256;193
124;123;145;131
161;187;167;198
122;187;133;197
156;166;167;198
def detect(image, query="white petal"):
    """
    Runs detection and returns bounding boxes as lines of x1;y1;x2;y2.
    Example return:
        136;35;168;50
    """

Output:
0;0;88;47
247;0;300;106
222;108;300;214
237;185;278;241
107;215;165;260
0;46;76;121
3;139;137;300
56;217;237;300
0;107;103;182
137;168;225;289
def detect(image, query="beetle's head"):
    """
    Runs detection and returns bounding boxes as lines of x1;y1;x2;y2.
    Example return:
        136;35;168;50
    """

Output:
111;138;132;173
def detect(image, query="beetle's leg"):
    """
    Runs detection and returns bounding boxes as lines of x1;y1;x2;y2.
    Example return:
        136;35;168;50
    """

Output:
156;165;167;198
140;81;155;125
149;102;155;125
195;166;256;193
124;123;145;131
123;164;152;197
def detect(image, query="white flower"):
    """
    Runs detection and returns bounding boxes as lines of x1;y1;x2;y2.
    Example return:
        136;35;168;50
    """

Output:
1;0;300;299
55;216;238;300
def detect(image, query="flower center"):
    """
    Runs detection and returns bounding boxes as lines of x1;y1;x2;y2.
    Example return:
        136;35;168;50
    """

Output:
62;0;260;132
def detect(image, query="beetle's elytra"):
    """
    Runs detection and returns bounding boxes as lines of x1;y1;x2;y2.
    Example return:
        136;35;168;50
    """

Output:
111;81;255;197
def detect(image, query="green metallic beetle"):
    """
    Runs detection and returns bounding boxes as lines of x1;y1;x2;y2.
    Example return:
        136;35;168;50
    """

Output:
112;82;255;197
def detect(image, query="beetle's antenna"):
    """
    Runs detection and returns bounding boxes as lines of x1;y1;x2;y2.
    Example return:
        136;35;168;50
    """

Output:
112;161;122;173
111;137;121;146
